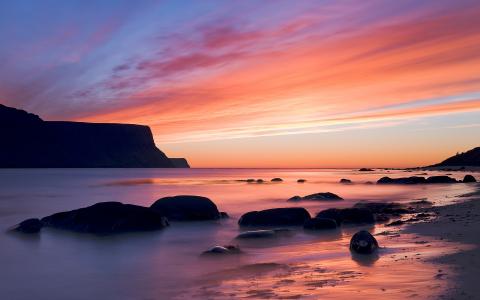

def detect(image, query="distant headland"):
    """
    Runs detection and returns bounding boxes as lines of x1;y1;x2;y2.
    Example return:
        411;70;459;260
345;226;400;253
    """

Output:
0;104;189;168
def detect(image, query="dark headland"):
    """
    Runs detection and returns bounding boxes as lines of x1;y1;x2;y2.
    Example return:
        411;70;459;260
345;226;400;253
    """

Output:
0;104;189;168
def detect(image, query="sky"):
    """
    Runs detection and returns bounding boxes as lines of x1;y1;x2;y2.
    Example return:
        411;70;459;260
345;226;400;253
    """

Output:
1;0;480;168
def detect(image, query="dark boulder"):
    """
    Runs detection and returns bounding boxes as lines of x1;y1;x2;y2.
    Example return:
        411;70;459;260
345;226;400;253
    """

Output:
288;192;343;202
271;178;283;182
246;179;256;183
316;208;375;225
238;208;311;227
303;218;337;230
425;176;458;184
340;178;352;184
256;179;265;183
359;168;374;172
350;230;379;254
220;212;229;218
41;202;169;234
297;179;306;183
11;218;43;233
203;245;241;255
463;175;477;183
377;176;427;184
150;195;221;221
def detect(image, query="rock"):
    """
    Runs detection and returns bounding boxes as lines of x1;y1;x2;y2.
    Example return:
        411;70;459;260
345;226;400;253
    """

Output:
236;229;276;239
425;176;458;184
220;211;229;218
350;230;379;254
463;175;477;183
377;176;427;184
41;202;169;234
150;195;221;221
271;178;283;182
359;168;374;171
238;207;311;227
365;181;374;185
256;179;264;183
203;245;241;255
303;218;337;230
169;158;190;168
340;178;352;184
353;202;411;215
246;179;256;183
409;199;433;207
297;179;306;183
11;218;43;233
288;192;343;202
316;208;375;225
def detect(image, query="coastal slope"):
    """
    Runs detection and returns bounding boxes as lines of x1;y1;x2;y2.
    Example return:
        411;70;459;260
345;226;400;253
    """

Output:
432;147;480;167
0;104;188;168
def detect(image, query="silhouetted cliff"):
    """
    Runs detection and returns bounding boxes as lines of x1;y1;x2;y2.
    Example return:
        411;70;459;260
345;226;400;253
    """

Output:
0;104;189;168
170;158;190;168
432;147;480;167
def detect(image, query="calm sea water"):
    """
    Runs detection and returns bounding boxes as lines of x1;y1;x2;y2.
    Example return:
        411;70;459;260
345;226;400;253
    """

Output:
0;168;476;299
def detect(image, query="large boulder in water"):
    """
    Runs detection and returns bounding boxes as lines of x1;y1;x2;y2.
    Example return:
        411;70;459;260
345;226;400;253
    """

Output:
463;175;477;183
303;218;337;230
41;202;169;234
203;245;241;255
11;218;43;233
350;230;379;254
316;208;375;225
150;195;221;221
288;192;343;202
425;176;458;184
377;176;427;184
238;208;311;227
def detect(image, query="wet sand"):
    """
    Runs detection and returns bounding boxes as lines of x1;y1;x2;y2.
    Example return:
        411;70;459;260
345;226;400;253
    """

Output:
406;188;480;299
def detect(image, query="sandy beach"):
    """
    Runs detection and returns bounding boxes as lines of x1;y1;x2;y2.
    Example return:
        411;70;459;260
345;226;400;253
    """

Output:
407;187;480;299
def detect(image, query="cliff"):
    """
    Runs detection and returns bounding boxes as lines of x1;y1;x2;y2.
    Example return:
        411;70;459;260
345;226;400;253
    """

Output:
0;104;189;168
432;147;480;167
170;158;190;168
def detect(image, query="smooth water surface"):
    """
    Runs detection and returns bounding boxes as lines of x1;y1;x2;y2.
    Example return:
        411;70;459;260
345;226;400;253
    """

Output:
0;169;476;299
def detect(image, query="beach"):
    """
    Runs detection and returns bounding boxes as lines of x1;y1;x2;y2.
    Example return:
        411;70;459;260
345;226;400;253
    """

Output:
407;188;480;299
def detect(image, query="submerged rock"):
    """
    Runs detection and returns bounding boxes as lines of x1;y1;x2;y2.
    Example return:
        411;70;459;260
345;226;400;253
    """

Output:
353;202;411;215
297;179;306;183
316;208;375;225
220;211;230;218
236;228;292;239
150;195;221;221
256;179;265;184
350;230;379;254
288;192;343;202
463;175;477;183
11;218;43;233
238;207;311;227
340;178;352;184
303;218;337;230
203;245;241;255
41;202;169;234
359;168;374;171
271;178;283;182
246;179;256;183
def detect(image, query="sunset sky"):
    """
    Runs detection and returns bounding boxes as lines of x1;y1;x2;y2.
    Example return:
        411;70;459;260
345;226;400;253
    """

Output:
1;0;479;168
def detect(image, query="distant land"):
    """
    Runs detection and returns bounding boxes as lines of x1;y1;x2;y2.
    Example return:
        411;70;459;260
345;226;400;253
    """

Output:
416;147;480;171
0;104;189;168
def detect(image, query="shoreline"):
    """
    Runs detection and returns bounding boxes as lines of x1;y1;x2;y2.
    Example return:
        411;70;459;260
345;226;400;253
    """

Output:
406;188;480;299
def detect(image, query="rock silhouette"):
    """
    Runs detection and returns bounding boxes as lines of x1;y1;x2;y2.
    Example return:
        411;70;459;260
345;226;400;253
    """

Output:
238;208;311;226
150;195;222;221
